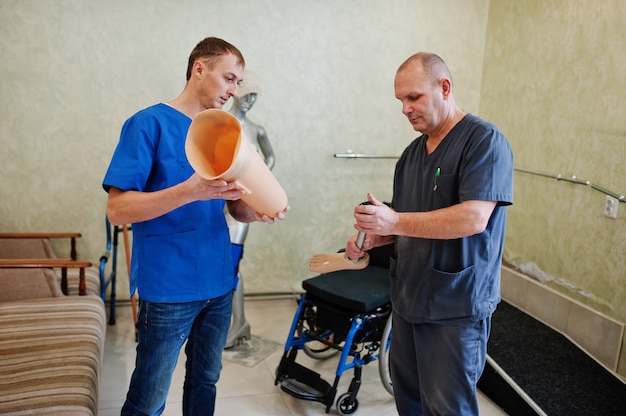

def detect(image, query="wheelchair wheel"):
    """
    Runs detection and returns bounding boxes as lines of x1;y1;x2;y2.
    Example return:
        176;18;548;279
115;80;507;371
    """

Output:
298;303;340;359
379;314;393;396
336;392;359;415
304;338;340;359
297;325;340;359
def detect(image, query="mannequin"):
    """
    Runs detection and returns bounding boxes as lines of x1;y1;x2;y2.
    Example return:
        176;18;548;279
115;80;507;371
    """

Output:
225;71;275;348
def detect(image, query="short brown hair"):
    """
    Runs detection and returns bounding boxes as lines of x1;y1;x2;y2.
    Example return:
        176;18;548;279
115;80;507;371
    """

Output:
186;37;245;81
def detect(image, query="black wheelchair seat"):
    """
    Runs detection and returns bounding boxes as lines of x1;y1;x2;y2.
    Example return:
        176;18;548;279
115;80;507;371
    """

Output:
302;266;390;313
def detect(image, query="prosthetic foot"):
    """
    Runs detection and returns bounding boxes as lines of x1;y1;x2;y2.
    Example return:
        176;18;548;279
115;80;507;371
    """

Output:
309;252;370;274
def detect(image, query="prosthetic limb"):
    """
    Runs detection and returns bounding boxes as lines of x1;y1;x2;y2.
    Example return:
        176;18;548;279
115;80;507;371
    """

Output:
225;271;251;348
309;252;370;274
224;215;251;349
309;230;369;274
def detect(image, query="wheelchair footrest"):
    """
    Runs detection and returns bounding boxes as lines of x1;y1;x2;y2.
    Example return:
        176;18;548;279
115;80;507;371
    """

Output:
281;378;326;401
276;356;333;403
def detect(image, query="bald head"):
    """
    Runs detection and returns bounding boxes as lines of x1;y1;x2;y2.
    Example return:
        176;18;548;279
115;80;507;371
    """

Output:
397;52;454;88
394;52;464;138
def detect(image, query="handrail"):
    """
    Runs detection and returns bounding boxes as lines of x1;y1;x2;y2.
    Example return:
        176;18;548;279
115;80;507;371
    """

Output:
589;184;624;201
333;152;625;203
334;152;400;159
514;167;624;202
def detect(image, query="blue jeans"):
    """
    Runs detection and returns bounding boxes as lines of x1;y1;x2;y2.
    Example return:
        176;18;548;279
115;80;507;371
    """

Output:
390;311;490;416
121;292;232;416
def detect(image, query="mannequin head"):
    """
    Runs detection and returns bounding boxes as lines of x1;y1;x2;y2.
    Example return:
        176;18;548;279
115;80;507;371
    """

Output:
233;70;261;114
232;93;256;113
236;70;261;97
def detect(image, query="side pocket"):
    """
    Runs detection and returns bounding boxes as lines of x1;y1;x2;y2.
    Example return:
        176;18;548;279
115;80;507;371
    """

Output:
139;229;199;297
426;265;476;320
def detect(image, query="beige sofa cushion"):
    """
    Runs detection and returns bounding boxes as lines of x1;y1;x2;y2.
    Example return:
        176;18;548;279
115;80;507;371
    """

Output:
0;268;64;301
0;238;52;259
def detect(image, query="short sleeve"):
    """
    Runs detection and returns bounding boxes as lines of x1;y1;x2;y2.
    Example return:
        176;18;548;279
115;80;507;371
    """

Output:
459;124;514;206
102;111;159;193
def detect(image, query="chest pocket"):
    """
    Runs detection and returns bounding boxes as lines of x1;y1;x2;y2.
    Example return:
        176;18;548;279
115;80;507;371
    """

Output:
432;173;460;209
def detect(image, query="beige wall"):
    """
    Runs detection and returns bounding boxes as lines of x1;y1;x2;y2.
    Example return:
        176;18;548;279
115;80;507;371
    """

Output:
0;0;488;294
481;0;626;375
2;0;624;375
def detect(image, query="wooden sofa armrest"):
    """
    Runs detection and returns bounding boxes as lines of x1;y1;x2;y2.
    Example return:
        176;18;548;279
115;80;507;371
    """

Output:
0;232;82;260
0;258;92;296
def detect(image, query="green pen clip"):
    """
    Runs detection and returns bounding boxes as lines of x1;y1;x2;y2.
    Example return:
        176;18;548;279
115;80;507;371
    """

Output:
433;167;441;191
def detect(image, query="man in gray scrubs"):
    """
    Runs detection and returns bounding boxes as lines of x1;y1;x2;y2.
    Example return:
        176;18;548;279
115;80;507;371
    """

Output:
345;52;514;416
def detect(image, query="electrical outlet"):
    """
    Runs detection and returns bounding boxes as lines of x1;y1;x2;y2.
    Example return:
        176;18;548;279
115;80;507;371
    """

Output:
604;195;619;219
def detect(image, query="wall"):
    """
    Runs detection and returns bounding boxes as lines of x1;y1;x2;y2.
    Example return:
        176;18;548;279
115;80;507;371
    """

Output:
481;0;626;376
0;0;489;296
2;0;624;379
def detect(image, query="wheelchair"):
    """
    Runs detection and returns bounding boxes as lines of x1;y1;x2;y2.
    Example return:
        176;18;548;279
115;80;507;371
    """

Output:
275;246;394;415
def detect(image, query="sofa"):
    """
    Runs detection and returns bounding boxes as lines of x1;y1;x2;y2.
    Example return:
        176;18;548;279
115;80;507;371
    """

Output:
0;250;106;415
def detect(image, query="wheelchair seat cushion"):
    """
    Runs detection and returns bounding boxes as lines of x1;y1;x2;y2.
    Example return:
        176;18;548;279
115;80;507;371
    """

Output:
302;266;390;313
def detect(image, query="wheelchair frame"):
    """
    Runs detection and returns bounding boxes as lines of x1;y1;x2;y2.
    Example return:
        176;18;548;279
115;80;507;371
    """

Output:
275;267;393;415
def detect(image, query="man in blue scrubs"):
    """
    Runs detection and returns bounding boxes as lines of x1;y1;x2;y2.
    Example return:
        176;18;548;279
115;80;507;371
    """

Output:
103;37;286;416
346;52;513;415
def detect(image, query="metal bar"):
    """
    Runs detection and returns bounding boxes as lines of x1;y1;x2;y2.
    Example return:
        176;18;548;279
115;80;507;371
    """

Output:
486;355;548;416
332;154;625;203
555;175;590;186
514;167;625;203
590;184;625;202
334;153;400;159
513;167;555;180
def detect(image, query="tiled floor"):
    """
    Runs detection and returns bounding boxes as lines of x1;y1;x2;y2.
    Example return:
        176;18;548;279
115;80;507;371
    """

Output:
99;297;507;415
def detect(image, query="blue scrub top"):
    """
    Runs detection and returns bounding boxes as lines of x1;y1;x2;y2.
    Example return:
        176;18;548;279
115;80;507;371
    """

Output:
103;104;234;302
391;114;514;324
